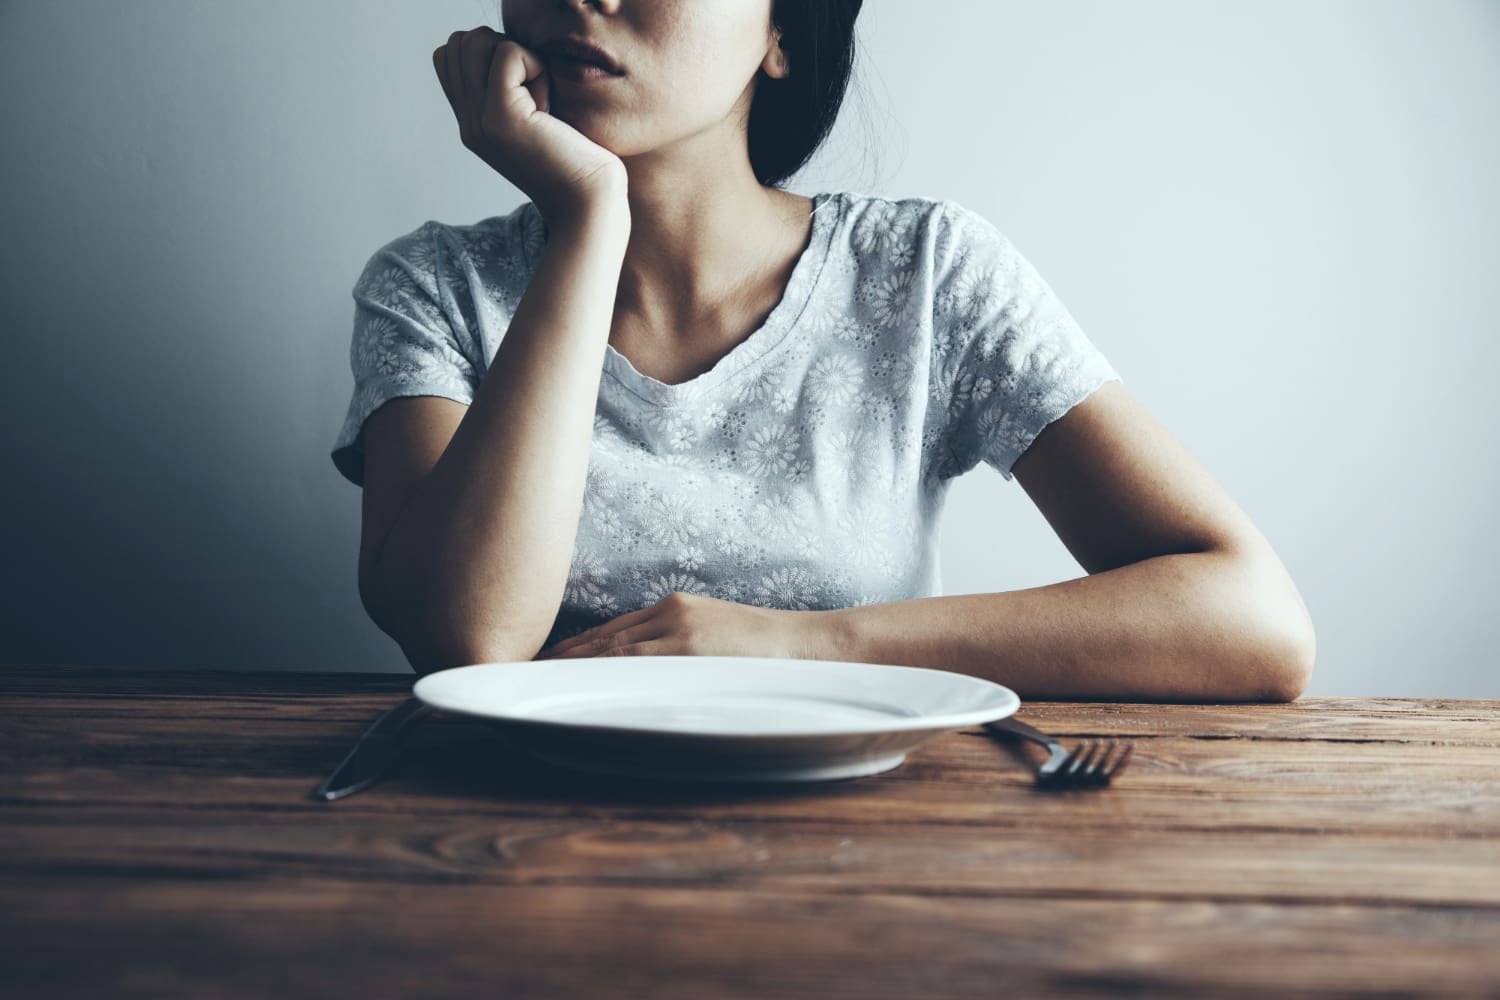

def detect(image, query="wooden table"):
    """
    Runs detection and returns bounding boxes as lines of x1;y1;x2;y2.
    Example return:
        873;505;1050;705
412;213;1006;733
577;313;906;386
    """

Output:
3;666;1497;998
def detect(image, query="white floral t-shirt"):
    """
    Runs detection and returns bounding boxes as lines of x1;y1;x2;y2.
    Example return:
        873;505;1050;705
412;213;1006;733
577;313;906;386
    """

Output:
331;191;1122;647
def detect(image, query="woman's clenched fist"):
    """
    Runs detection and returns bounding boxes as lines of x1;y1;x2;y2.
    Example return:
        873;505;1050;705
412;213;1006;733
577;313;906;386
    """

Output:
433;27;627;224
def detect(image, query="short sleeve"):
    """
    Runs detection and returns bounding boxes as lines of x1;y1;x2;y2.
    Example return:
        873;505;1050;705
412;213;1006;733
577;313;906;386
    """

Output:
928;201;1122;482
329;223;481;487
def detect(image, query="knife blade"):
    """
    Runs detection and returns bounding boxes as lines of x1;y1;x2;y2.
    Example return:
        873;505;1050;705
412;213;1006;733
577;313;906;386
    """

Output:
310;696;436;802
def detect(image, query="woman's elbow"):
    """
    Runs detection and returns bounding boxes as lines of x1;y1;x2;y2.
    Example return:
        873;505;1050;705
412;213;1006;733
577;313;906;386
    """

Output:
1255;605;1317;703
402;631;547;678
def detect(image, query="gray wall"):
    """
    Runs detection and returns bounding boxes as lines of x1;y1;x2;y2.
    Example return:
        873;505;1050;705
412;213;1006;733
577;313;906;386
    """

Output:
2;0;1496;696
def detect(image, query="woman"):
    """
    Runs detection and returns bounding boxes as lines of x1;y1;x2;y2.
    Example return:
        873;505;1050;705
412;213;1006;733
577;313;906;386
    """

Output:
331;0;1316;702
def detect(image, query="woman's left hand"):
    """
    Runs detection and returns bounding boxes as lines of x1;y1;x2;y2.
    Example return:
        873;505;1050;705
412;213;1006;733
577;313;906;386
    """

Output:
535;591;831;661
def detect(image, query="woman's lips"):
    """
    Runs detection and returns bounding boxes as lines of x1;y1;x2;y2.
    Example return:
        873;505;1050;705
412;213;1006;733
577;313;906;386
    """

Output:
547;54;624;84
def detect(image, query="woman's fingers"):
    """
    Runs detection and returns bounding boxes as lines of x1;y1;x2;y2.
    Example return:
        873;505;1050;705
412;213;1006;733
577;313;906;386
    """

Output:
460;29;507;138
458;28;498;104
487;30;549;117
544;606;661;656
549;621;662;658
434;34;463;119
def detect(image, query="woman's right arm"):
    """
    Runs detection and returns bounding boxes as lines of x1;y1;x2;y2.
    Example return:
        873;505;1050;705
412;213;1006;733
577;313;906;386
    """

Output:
361;194;629;672
357;28;632;672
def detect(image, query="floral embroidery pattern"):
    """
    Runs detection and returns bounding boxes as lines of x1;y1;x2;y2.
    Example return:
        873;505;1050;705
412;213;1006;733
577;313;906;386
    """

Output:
333;193;1122;647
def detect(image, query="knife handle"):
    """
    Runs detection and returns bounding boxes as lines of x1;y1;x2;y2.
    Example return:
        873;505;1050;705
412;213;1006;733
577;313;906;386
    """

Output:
310;697;436;802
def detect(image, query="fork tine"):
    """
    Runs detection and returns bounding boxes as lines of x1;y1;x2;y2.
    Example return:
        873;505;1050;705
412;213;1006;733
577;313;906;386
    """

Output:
1083;740;1127;785
1052;741;1080;782
1033;737;1136;788
1079;740;1110;783
1104;741;1135;781
1062;740;1096;782
1035;741;1080;785
1077;739;1131;787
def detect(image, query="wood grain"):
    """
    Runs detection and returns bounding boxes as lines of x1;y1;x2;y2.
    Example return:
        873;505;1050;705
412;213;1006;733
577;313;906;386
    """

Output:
2;879;1497;998
2;666;1497;999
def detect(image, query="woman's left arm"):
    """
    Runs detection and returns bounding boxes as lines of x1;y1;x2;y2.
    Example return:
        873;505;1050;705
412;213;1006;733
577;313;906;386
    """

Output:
815;381;1317;703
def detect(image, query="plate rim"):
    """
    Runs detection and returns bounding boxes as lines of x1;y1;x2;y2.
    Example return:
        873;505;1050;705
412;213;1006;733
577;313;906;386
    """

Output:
411;654;1022;739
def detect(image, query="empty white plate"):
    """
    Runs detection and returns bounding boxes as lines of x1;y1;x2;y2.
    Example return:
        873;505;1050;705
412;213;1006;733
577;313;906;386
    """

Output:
412;655;1020;783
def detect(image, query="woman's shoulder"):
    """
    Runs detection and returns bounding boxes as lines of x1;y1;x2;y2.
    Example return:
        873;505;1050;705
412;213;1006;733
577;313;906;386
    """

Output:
357;202;545;292
821;190;1011;270
441;200;548;271
829;188;944;232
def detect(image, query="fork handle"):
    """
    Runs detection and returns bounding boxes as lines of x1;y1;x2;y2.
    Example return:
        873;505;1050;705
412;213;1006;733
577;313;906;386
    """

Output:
984;715;1067;755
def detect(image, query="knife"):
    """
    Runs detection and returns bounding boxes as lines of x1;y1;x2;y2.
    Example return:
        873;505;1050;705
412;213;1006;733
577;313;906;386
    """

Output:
309;696;437;802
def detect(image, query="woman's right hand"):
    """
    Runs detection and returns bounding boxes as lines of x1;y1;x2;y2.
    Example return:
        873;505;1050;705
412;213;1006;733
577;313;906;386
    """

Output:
433;27;627;224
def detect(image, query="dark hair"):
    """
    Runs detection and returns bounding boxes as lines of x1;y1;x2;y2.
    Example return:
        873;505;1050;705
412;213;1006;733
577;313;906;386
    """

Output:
750;0;865;188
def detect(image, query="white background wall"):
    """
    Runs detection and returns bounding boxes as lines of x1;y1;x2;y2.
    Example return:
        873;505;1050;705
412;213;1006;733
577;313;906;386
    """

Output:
2;0;1496;696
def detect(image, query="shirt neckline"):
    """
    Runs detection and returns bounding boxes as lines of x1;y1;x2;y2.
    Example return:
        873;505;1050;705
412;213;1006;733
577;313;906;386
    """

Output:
528;190;843;407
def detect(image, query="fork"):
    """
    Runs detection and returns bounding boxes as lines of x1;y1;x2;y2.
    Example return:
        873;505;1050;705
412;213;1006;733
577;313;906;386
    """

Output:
984;716;1134;788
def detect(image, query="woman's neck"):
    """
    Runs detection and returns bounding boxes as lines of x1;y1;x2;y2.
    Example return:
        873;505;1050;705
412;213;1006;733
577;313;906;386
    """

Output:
613;161;812;338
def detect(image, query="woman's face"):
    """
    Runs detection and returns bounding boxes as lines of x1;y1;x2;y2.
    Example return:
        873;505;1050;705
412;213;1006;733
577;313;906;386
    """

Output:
500;0;784;157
